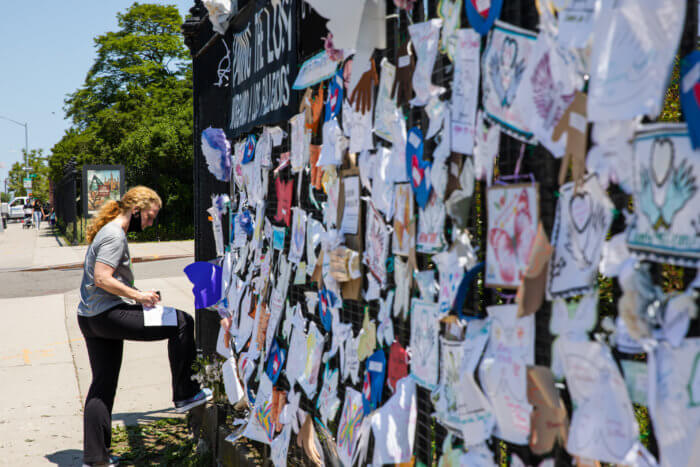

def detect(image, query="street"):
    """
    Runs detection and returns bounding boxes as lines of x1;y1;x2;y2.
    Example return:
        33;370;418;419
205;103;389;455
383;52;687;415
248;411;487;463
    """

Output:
0;222;196;466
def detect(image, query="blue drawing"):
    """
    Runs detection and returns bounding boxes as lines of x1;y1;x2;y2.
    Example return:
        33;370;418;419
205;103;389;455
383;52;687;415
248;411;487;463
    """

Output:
488;36;526;108
242;134;257;164
318;287;338;332
638;138;697;230
405;126;432;208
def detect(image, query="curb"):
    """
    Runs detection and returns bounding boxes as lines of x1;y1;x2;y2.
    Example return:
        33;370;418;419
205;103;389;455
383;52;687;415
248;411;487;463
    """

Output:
0;254;193;273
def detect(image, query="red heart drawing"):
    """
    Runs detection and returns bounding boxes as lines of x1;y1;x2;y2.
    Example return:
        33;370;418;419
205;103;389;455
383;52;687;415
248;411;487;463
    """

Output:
471;0;490;17
330;88;339;112
411;154;425;188
694;82;700;106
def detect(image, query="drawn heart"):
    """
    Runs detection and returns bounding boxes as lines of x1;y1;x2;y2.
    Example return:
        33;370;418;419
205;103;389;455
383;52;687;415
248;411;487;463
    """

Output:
329;88;339;112
650;138;674;187
465;0;503;35
412;155;425;187
502;37;518;69
489;227;517;285
405;126;432;208
569;192;592;234
471;0;490;16
694;82;700;106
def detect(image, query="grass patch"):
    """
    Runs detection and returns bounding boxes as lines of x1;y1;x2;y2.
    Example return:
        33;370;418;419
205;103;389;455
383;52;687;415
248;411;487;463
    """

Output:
110;418;211;466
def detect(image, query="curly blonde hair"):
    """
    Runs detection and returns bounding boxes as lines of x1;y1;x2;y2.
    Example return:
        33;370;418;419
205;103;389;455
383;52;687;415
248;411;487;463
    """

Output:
86;186;162;243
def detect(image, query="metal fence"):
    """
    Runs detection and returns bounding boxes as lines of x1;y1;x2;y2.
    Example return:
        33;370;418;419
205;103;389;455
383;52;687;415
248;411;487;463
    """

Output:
53;169;78;244
187;0;699;465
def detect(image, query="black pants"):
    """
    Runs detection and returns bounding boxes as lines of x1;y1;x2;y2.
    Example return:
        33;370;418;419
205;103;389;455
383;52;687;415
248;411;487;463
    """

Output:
78;304;200;464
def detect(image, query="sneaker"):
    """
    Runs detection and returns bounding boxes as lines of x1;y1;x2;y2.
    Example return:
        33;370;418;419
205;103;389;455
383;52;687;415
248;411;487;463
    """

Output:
82;455;119;466
174;388;213;413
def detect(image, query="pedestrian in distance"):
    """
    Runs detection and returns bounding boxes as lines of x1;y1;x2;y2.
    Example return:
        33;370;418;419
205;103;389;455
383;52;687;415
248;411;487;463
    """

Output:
22;198;33;229
77;186;211;467
32;199;45;230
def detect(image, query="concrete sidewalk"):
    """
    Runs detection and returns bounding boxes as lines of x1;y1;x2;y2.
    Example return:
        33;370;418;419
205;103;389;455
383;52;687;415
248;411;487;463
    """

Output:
0;221;200;466
0;222;193;271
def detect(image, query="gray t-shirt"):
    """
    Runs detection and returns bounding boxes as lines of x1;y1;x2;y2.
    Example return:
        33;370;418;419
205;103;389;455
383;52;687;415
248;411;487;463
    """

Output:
78;220;135;317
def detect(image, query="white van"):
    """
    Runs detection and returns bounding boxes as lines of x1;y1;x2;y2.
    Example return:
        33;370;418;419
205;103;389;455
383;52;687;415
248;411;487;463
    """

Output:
6;196;31;221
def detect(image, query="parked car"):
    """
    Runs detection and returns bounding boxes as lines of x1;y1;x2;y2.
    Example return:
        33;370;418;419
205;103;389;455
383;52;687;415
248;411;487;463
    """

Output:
6;196;32;222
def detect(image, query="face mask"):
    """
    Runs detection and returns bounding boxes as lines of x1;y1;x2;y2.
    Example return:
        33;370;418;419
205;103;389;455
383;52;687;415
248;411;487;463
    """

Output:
128;210;143;233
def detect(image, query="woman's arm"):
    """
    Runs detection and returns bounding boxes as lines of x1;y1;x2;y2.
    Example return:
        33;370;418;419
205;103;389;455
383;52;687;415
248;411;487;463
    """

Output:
94;261;160;307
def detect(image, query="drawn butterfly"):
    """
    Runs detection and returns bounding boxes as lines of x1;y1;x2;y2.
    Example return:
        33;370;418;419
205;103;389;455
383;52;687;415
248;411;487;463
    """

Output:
531;51;575;132
488;188;536;285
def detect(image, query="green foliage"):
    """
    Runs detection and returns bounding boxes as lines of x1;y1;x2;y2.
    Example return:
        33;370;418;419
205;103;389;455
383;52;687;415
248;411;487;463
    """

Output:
65;3;189;128
0;192;10;202
7;149;50;202
110;417;211;466
660;55;682;122
50;3;193;240
191;355;226;404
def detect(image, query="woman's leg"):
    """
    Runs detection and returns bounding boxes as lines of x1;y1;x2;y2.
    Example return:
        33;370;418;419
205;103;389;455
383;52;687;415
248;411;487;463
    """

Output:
83;306;201;403
167;310;201;401
79;317;124;464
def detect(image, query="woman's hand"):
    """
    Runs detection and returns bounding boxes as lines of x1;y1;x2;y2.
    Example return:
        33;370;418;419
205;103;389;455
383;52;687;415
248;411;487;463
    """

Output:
136;290;161;308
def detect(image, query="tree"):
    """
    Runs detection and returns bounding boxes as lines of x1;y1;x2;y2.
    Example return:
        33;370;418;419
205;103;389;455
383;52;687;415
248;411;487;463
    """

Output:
50;3;194;239
65;3;189;128
7;149;50;202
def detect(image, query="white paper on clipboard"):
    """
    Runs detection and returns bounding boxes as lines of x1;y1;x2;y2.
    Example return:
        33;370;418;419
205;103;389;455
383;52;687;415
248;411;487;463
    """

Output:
143;305;178;327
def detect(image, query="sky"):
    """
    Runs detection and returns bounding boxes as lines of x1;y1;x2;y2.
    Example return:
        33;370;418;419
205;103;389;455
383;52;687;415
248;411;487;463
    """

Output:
0;0;195;194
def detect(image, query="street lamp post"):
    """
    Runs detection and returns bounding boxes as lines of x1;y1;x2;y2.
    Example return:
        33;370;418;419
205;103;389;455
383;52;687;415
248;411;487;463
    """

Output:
0;115;30;194
0;115;29;166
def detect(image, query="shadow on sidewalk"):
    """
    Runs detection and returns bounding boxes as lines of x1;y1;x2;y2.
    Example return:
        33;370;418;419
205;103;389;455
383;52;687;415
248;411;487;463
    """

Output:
40;226;66;245
112;407;183;427
45;449;83;466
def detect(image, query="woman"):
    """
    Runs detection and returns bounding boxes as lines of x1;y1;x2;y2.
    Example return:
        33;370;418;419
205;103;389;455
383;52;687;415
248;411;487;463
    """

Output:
32;199;45;230
78;186;210;467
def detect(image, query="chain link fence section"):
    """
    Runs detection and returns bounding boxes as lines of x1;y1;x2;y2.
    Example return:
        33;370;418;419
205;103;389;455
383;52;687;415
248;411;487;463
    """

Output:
188;0;699;465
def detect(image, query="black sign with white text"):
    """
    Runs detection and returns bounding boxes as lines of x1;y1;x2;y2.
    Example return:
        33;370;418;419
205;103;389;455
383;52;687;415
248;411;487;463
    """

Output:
228;0;298;137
